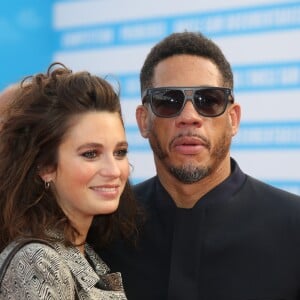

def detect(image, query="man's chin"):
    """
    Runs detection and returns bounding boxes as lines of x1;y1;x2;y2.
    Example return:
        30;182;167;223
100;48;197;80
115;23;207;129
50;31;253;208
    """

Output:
168;164;210;184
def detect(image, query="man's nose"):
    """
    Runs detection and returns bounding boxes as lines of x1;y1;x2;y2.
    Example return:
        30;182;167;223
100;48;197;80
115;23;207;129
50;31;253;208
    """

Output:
175;99;203;127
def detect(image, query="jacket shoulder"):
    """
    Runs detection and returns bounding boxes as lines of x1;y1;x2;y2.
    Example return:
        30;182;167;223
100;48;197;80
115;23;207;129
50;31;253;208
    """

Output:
242;175;300;210
245;176;300;198
0;241;58;267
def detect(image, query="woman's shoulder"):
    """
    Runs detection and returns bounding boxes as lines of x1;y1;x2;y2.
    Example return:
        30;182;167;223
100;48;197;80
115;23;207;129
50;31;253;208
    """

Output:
0;240;62;273
0;240;75;299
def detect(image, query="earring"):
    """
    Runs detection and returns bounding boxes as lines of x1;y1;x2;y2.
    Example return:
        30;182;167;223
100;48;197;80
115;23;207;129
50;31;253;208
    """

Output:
44;181;50;190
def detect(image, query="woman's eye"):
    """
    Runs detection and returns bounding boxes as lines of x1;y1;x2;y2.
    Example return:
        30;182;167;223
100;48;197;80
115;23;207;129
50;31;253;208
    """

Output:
114;148;128;158
82;150;98;159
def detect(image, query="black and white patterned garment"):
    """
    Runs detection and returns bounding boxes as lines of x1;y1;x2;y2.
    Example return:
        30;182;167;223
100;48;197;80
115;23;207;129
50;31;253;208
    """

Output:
0;240;127;299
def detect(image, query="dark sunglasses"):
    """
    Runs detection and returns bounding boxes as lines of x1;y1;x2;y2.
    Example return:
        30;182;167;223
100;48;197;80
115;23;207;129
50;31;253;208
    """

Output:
142;86;234;118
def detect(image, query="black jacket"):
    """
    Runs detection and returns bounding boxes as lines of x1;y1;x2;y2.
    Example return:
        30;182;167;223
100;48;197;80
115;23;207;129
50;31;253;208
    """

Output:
101;161;300;300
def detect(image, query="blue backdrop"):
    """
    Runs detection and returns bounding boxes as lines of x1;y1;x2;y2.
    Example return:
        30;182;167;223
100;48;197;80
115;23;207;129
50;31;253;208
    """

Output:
1;0;300;195
0;0;53;89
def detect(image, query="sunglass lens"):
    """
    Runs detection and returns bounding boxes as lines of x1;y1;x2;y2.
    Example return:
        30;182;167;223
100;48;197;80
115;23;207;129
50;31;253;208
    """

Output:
151;90;185;117
194;89;226;116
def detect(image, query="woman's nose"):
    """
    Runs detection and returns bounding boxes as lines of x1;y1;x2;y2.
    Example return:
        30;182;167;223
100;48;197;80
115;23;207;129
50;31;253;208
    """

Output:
98;156;121;177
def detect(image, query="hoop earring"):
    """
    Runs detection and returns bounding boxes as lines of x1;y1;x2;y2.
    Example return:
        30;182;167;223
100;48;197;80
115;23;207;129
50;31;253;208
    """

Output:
44;181;50;190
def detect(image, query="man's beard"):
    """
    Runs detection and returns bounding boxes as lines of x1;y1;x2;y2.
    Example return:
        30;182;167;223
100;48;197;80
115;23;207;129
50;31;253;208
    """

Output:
169;163;210;184
148;129;231;184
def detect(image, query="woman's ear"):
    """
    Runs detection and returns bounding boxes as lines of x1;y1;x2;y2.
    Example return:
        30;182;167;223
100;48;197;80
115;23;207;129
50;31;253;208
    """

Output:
38;166;56;183
136;104;152;138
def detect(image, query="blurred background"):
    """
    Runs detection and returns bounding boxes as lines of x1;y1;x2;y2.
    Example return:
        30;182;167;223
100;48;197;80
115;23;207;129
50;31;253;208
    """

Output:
1;0;299;194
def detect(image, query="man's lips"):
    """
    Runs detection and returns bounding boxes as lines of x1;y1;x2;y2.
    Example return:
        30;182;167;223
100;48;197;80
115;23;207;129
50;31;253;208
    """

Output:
171;136;208;155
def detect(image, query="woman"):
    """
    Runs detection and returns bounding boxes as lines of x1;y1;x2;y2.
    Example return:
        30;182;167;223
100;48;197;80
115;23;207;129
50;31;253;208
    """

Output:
0;63;138;299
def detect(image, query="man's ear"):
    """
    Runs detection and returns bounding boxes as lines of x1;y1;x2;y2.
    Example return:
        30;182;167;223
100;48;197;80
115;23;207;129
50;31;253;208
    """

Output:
229;103;241;137
136;104;151;138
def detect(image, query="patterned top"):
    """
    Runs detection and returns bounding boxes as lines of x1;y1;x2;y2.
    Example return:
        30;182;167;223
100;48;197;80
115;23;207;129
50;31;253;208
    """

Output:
0;239;127;299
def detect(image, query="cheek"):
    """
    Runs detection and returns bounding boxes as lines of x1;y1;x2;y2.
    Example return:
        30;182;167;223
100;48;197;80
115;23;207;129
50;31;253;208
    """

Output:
153;120;171;139
74;164;98;183
57;162;96;187
215;118;233;142
121;160;130;179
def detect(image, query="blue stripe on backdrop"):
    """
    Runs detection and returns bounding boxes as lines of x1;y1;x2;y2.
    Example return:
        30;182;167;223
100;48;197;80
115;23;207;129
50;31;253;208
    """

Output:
126;121;300;151
232;121;300;150
234;61;300;92
54;2;300;51
116;60;300;99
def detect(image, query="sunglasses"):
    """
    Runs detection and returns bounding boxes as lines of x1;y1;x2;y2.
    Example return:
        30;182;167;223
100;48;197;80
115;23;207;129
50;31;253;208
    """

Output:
142;86;234;118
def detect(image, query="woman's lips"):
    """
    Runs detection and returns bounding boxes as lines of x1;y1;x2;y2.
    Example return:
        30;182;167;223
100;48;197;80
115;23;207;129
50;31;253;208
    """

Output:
90;184;120;199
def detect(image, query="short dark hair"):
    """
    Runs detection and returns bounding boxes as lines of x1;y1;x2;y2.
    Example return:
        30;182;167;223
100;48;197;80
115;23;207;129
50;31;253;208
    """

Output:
140;31;233;93
0;63;138;250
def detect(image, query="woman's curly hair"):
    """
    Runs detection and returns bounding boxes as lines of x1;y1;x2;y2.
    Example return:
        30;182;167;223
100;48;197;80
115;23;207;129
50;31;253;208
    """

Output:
0;63;139;251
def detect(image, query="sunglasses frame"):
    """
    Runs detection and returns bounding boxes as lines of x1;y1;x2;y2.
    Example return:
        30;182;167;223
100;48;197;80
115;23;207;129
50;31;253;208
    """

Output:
142;86;234;118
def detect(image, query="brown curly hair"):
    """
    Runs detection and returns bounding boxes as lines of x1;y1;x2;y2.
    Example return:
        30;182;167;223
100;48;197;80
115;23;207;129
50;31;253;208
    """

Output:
0;63;139;251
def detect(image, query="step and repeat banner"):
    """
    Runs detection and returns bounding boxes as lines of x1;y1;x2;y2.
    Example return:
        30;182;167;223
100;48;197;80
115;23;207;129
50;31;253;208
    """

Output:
0;0;53;89
2;0;300;194
52;0;300;195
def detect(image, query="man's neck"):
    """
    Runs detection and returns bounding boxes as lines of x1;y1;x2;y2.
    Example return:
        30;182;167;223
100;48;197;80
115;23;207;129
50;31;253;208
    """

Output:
157;159;231;208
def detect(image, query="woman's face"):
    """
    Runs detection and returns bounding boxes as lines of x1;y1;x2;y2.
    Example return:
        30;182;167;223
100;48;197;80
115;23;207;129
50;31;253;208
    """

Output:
42;111;129;229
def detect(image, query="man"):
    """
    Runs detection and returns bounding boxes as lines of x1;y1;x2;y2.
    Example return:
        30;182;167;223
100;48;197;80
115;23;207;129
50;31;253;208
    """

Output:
101;32;300;299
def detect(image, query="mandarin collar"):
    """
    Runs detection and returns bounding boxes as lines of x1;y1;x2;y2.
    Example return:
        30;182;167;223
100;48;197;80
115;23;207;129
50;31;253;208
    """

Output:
154;158;246;211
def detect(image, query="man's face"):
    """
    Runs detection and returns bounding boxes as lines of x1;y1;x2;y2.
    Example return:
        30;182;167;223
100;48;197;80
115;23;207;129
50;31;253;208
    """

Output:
137;54;240;184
